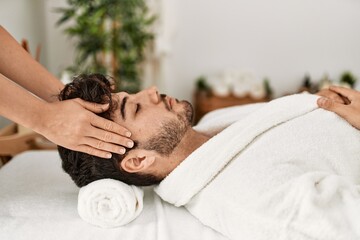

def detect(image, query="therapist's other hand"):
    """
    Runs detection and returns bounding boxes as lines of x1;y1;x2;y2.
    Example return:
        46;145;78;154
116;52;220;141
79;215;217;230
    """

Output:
317;86;360;130
316;88;349;104
40;98;133;158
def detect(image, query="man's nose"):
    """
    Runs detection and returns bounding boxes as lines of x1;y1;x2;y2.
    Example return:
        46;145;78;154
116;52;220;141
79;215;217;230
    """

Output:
147;86;160;103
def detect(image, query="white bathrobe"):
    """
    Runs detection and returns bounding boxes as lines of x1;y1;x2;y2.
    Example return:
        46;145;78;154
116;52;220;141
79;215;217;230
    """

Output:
155;94;360;240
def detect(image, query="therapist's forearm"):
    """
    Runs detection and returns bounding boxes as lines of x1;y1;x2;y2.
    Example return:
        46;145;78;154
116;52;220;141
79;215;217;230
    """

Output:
0;26;64;102
0;74;47;131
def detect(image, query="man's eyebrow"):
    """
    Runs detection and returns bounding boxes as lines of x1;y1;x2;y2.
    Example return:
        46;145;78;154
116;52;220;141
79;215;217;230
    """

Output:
120;96;128;120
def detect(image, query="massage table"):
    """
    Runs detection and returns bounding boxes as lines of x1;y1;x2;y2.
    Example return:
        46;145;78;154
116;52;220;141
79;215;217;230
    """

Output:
0;150;228;240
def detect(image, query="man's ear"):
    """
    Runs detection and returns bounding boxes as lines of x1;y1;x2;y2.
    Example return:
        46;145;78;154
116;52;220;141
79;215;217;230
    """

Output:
120;150;156;173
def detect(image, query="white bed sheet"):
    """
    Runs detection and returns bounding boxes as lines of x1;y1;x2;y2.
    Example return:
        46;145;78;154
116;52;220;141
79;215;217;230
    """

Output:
0;151;228;240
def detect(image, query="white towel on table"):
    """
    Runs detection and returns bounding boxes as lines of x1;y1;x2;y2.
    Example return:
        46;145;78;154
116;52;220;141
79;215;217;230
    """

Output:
78;179;143;228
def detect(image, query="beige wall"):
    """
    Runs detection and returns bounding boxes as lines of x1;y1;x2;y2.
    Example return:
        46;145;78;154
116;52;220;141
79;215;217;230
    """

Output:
164;0;360;100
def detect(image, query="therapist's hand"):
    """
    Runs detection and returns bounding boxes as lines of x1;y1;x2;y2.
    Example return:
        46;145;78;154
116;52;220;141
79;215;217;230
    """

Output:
39;98;133;158
316;88;349;104
317;86;360;130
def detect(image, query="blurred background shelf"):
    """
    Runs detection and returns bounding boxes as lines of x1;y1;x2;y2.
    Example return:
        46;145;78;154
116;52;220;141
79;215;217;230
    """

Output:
0;123;56;167
194;91;270;123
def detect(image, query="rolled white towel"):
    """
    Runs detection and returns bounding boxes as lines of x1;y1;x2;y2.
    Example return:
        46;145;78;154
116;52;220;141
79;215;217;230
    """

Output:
78;179;144;228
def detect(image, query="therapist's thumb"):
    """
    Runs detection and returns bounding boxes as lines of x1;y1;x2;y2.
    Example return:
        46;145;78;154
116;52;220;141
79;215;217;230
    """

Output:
317;97;347;118
75;98;110;113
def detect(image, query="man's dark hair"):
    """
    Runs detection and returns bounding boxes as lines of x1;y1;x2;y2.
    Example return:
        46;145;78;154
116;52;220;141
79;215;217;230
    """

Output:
57;73;162;187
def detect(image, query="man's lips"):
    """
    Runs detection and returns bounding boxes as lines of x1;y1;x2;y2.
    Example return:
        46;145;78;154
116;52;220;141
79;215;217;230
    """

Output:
168;97;173;109
161;95;171;111
161;94;177;111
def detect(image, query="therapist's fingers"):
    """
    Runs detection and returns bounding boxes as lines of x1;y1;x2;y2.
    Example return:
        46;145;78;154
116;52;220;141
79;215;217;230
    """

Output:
317;97;349;119
318;93;360;130
328;86;356;102
83;137;127;155
74;98;110;114
86;125;134;150
90;114;132;138
316;89;346;104
77;145;113;159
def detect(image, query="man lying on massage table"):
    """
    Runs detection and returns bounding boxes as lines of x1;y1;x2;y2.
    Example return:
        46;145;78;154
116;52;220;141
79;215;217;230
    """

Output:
58;74;360;240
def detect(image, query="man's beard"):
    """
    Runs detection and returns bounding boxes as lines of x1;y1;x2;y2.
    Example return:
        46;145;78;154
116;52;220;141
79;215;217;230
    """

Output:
160;94;194;126
179;100;194;126
142;100;194;156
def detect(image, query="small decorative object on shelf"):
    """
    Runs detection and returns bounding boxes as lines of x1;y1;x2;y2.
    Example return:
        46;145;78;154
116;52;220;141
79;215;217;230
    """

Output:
298;71;357;94
195;75;211;93
340;71;357;88
263;78;273;99
318;73;332;90
193;71;272;123
299;74;318;93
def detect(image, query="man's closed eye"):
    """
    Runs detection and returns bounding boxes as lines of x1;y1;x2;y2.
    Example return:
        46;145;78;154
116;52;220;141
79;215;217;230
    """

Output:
135;103;141;115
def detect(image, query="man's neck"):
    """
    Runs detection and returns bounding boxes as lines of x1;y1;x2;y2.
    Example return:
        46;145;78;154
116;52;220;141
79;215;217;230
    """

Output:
178;128;211;157
163;128;210;174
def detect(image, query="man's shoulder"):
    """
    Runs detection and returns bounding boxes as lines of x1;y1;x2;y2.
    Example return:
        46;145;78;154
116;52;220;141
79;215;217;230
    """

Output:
194;103;266;135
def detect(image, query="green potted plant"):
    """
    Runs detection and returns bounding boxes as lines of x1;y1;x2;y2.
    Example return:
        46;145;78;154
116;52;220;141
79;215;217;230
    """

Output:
57;0;156;93
340;71;357;88
263;77;273;99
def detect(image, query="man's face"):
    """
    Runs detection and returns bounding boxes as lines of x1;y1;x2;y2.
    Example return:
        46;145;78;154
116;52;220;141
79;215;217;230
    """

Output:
112;87;194;155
